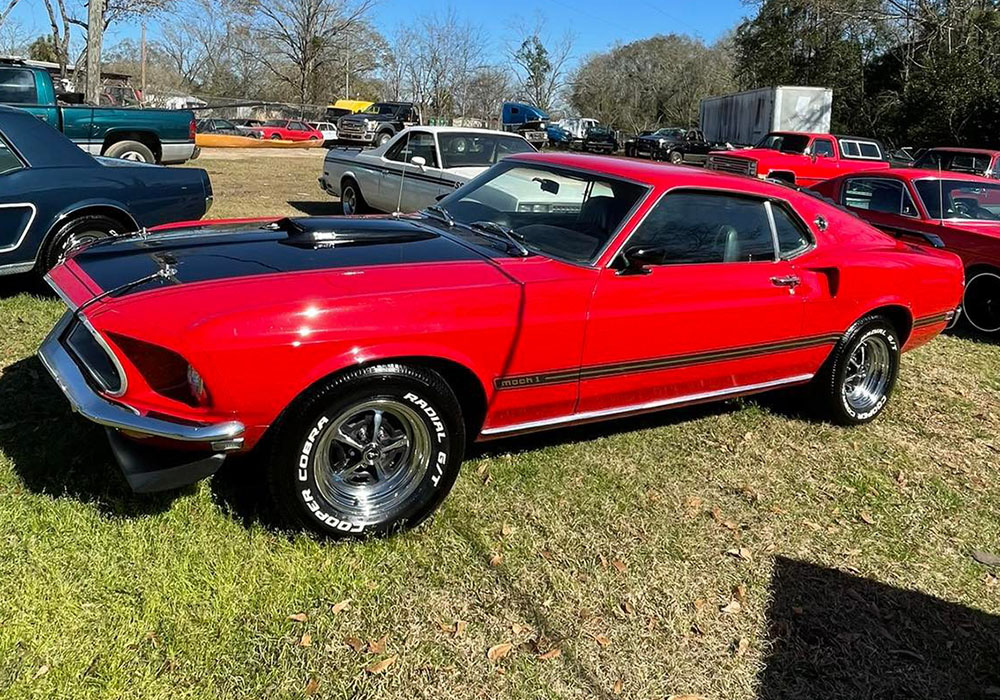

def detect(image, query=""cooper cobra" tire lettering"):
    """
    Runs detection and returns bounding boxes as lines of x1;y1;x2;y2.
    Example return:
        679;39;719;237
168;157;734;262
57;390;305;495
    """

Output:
403;392;447;442
298;416;330;481
300;489;364;533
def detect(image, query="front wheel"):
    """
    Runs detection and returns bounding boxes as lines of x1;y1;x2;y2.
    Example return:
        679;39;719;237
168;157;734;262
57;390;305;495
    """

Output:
962;270;1000;335
268;364;465;539
377;132;393;147
39;214;123;272
816;315;900;426
669;151;684;165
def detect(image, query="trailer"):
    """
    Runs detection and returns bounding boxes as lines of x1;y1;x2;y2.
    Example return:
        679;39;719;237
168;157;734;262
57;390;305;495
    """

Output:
699;86;833;147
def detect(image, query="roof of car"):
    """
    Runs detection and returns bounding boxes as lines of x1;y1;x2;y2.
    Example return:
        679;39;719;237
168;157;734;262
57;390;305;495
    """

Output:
836;167;996;183
508;151;804;194
924;146;1000;156
402;126;526;137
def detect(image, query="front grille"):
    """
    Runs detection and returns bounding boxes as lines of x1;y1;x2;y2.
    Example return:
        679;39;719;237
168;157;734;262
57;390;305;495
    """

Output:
63;319;124;395
339;121;366;135
708;155;755;176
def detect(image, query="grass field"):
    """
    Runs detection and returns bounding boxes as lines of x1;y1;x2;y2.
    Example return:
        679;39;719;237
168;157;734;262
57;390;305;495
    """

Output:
1;149;998;699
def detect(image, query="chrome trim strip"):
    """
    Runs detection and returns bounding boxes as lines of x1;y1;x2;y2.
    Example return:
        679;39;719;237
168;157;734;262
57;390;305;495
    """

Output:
78;316;129;398
763;200;781;262
0;260;35;276
44;271;79;310
39;312;245;444
0;202;37;253
481;373;815;436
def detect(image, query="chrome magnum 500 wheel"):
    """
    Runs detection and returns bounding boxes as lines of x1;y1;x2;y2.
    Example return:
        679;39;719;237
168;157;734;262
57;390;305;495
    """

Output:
963;271;1000;335
818;315;900;426
268;364;465;539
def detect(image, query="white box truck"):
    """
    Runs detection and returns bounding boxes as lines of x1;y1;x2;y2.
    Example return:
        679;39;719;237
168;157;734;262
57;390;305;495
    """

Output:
699;86;833;147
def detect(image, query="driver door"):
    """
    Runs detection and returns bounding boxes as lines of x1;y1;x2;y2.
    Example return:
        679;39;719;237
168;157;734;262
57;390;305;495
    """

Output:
579;190;810;414
378;130;445;213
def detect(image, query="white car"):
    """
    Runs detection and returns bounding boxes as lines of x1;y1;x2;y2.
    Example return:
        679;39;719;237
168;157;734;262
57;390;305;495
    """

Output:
309;121;338;144
319;126;537;215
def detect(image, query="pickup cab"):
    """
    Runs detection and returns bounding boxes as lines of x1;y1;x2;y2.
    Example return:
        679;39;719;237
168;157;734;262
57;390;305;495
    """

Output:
501;102;549;149
706;132;889;186
0;61;198;164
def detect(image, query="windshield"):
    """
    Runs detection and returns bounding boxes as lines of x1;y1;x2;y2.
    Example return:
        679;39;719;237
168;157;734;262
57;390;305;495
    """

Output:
914;150;994;176
654;128;685;139
438;133;536;169
915;180;1000;221
365;104;398;116
757;133;810;154
434;162;648;263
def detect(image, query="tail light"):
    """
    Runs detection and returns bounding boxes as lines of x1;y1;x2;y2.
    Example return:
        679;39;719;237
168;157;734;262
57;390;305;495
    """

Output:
189;117;197;140
108;333;209;407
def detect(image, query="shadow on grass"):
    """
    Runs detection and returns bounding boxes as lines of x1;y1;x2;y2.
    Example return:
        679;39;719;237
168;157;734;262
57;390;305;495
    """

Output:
0;356;184;518
0;272;49;300
759;557;1000;699
287;200;346;216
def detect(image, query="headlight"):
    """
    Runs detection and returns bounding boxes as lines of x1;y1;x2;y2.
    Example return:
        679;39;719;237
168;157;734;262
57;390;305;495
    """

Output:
187;365;208;405
108;333;210;407
750;161;758;176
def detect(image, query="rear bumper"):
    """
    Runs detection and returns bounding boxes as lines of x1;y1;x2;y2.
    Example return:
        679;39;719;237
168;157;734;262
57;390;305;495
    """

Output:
38;312;245;490
160;142;198;164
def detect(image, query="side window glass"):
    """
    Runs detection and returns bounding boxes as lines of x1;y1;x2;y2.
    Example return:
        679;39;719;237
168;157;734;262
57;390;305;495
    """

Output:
840;140;860;157
771;205;812;257
384;134;411;162
859;142;881;159
843;178;914;216
0;138;23;175
0;69;38;103
405;131;438;167
627;192;775;264
813;139;835;157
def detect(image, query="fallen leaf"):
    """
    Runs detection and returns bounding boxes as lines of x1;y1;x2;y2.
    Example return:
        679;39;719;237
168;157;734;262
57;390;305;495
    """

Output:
487;642;513;661
685;496;704;509
620;600;635;615
693;598;707;612
720;600;742;615
331;599;351;615
734;637;750;656
733;584;748;606
539;549;554;561
455;620;468;637
489;553;503;567
973;550;1000;568
710;506;723;522
288;613;308;623
723;520;740;531
587;631;611;647
344;636;366;652
511;623;533;636
613;678;624;694
501;523;515;537
726;547;752;561
611;559;627;573
368;635;388;654
598;553;609;569
668;695;705;700
33;665;49;680
304;678;320;695
859;511;876;526
366;655;397;674
299;633;312;647
538;647;562;661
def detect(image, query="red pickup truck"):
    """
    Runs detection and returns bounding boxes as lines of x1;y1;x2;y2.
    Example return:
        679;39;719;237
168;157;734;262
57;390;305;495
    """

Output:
707;132;890;187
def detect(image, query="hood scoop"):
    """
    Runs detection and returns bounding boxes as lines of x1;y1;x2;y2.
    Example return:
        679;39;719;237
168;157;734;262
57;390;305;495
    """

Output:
267;217;436;249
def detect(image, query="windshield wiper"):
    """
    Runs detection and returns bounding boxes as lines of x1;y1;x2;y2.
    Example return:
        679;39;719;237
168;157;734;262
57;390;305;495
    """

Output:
469;221;530;257
425;204;454;227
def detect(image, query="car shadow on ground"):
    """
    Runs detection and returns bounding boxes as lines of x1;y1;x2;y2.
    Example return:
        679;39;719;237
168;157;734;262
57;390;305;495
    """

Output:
759;557;1000;699
0;357;184;517
0;272;48;300
287;200;346;217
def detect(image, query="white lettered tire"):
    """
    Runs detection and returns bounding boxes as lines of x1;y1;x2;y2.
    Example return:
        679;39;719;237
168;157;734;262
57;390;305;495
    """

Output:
268;364;465;539
818;315;900;426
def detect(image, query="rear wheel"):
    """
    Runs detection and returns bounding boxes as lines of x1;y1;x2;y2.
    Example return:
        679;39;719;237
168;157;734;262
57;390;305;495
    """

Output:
39;214;123;272
963;271;1000;335
377;131;393;147
669;150;684;165
340;178;368;215
270;134;282;140
103;140;155;163
267;364;465;539
816;315;900;426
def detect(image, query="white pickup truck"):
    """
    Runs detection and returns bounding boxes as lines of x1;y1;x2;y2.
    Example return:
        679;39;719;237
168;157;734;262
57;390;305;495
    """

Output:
319;126;536;214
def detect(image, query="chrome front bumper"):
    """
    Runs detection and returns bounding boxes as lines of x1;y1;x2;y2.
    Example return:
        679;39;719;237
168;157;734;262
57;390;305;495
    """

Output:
38;312;245;446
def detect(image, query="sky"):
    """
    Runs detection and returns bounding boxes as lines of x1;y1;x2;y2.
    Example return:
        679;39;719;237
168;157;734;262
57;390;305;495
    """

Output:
7;0;749;64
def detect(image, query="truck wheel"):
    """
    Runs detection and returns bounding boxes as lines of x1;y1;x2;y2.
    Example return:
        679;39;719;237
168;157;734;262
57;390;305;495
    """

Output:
815;314;900;426
104;140;155;163
340;178;368;215
669;151;684;165
39;214;124;272
377;132;393;147
267;363;465;539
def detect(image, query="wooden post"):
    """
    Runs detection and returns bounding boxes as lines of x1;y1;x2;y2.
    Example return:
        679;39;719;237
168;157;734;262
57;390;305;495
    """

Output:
85;0;104;105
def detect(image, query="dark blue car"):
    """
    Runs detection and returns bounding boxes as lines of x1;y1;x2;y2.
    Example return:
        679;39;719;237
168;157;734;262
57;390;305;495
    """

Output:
0;105;211;276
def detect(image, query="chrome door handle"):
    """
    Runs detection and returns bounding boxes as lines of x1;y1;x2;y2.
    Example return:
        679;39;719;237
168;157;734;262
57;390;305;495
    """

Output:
770;275;801;288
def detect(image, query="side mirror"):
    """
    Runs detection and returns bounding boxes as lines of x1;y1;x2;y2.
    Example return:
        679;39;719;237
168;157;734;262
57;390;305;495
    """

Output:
410;155;427;171
618;245;666;275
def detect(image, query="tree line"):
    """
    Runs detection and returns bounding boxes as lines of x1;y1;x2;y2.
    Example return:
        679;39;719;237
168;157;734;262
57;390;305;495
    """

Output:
4;0;1000;146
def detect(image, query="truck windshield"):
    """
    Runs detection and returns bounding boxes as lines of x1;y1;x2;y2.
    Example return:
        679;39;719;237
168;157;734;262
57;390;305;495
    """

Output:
915;180;1000;221
434;162;648;263
364;104;398;115
758;133;810;154
438;133;536;169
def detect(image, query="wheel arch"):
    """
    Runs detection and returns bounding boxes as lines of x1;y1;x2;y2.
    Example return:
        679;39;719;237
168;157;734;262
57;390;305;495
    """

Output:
859;303;913;346
767;170;796;184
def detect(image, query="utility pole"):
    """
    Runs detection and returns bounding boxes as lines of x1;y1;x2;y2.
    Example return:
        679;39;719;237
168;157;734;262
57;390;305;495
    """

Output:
85;0;105;105
345;53;350;99
140;23;147;102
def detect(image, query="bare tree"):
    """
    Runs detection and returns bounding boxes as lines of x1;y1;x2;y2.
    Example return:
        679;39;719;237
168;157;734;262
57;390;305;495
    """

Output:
0;0;22;29
41;0;72;78
508;21;574;112
248;0;376;107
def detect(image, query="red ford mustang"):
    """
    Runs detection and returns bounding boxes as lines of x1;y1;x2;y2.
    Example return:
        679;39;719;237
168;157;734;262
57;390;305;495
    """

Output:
40;153;963;538
249;119;324;141
812;169;1000;336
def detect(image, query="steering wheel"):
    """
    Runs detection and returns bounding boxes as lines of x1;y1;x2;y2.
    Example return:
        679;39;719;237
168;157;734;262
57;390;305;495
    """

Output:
951;199;973;218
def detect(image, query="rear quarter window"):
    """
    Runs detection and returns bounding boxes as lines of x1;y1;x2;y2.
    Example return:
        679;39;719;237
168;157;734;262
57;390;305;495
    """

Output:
0;68;38;104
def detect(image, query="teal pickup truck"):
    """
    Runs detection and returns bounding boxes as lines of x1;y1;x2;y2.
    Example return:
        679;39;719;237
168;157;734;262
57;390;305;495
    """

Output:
0;61;198;164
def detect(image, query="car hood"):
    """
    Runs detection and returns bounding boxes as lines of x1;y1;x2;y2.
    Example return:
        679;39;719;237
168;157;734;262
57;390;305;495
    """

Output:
58;216;494;302
713;148;798;161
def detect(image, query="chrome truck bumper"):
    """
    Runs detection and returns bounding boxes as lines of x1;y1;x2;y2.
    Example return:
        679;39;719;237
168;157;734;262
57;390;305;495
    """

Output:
38;312;245;492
